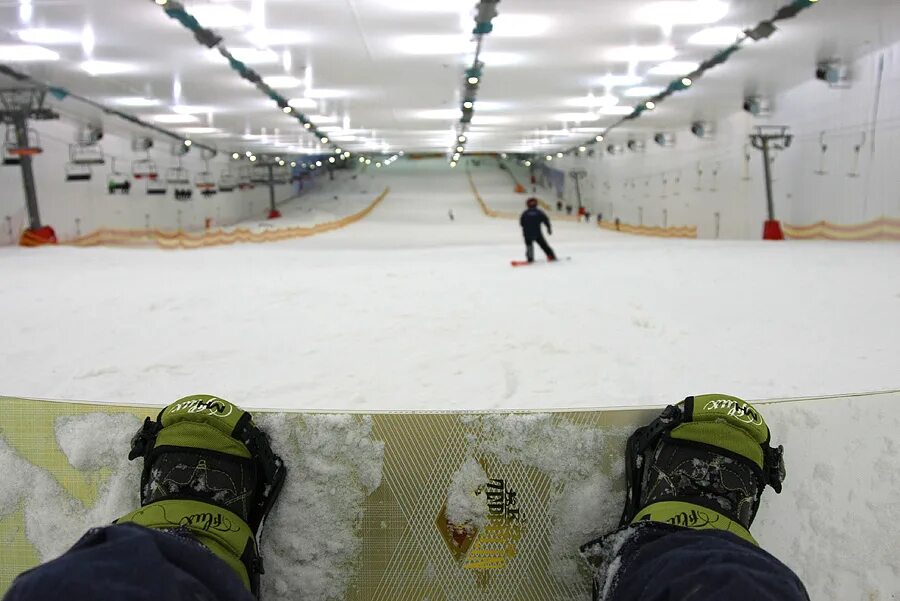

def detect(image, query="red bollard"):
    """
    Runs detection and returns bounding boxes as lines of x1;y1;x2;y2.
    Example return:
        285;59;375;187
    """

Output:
763;220;784;240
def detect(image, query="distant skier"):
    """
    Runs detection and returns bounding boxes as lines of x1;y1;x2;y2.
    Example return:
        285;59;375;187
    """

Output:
448;208;455;221
520;197;556;263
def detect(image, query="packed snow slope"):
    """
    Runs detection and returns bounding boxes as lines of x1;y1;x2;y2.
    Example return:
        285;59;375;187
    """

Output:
1;159;898;410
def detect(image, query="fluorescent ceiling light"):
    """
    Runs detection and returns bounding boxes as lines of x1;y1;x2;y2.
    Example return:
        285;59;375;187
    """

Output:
594;74;644;88
394;34;468;55
172;105;214;115
82;24;94;56
16;28;81;44
415;109;458;120
553;113;599;122
151;114;200;124
623;86;665;97
465;52;524;67
491;14;552;38
187;4;250;29
377;0;472;13
80;60;135;75
566;94;619;108
688;26;744;46
304;88;349;99
304;114;339;123
471;115;513;125
0;44;59;61
288;97;317;109
599;105;636;115
636;1;728;26
245;29;311;47
647;61;700;75
178;127;222;135
606;45;676;62
264;76;304;89
228;47;279;64
110;96;160;107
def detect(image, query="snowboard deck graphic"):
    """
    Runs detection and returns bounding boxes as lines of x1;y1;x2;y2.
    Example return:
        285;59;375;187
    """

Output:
1;391;897;601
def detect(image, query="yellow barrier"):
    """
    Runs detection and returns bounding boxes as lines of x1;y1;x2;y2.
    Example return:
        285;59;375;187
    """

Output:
468;174;697;238
69;188;390;249
597;220;698;238
783;216;900;241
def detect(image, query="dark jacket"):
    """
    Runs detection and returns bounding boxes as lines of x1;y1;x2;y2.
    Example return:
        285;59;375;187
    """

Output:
520;208;551;239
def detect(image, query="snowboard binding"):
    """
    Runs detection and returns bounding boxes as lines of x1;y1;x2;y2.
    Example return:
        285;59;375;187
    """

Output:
121;395;286;597
620;394;785;541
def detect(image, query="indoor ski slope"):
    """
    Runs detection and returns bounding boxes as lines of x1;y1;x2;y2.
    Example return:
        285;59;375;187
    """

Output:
1;159;898;411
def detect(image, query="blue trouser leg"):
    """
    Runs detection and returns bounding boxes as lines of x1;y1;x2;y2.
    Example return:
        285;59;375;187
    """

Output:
3;524;253;601
583;523;809;601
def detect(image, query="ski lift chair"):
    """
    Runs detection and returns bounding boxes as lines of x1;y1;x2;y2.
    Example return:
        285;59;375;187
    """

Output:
132;157;159;180
147;180;167;195
3;126;42;165
218;172;237;192
196;170;216;191
69;143;105;165
166;166;191;186
107;158;131;194
238;166;254;190
273;166;290;184
250;165;269;184
65;162;92;182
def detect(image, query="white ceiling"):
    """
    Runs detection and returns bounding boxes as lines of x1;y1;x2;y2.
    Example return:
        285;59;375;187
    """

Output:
1;0;899;156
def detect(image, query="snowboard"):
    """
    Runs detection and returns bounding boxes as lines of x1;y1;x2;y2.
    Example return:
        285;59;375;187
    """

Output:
511;257;571;267
1;391;897;601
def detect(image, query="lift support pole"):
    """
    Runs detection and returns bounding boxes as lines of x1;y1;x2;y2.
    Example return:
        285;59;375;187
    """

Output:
11;113;42;231
749;125;793;240
1;88;59;245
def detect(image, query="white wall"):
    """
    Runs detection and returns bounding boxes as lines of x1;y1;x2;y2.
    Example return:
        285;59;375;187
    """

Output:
543;39;900;239
0;117;311;245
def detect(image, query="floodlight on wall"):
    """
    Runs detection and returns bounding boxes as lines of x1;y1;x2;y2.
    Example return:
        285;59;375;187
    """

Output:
816;59;850;88
743;95;772;117
654;132;676;147
690;120;715;139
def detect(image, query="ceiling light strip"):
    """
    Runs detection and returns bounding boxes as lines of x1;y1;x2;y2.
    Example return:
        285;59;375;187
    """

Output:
549;0;821;158
154;1;335;152
452;0;500;164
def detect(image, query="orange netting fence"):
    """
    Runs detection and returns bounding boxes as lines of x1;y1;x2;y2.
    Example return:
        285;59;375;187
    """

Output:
68;187;390;249
783;216;900;241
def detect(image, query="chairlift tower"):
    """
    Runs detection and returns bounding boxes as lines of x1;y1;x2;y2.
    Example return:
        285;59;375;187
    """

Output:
1;88;59;239
749;125;793;240
569;168;587;209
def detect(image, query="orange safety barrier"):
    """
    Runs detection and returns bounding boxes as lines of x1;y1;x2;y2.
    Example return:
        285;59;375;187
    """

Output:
598;220;698;239
69;187;389;249
19;226;58;247
469;174;697;238
783;216;900;241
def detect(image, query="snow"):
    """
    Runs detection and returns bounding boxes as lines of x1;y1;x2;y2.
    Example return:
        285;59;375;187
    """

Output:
445;457;489;528
0;160;897;411
254;413;384;600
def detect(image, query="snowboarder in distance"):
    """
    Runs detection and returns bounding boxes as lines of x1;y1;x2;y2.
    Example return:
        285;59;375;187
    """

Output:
448;208;455;221
520;197;556;263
